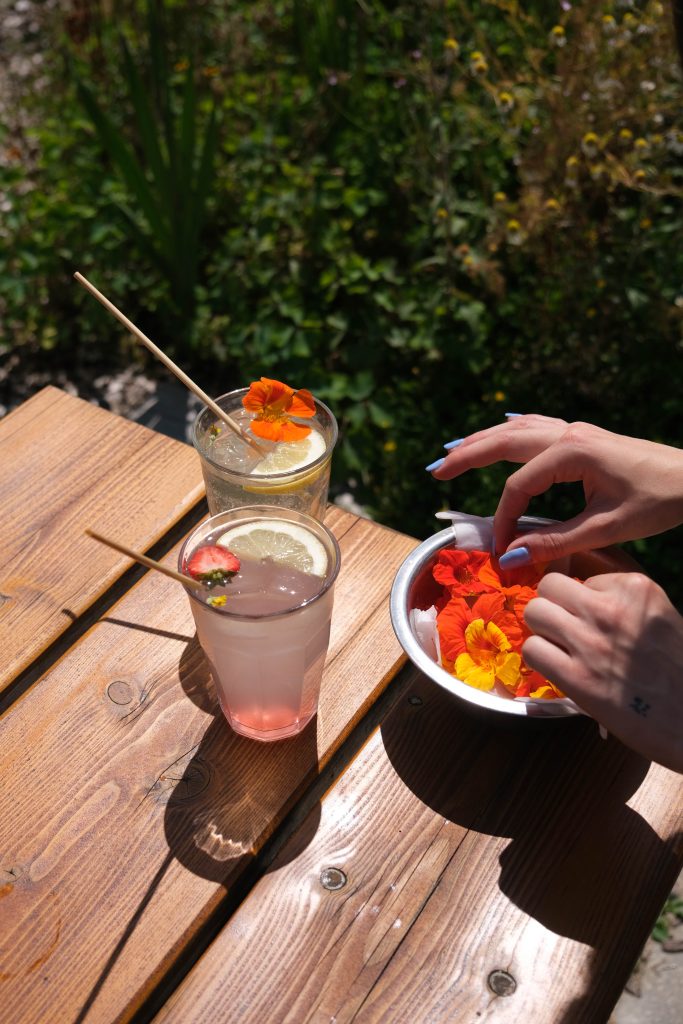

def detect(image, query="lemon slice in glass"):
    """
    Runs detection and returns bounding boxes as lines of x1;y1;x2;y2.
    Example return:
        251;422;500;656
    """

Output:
250;428;326;477
217;520;328;576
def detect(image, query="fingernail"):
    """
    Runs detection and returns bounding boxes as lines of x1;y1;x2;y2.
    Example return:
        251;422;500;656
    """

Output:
443;438;464;450
425;457;445;472
505;412;522;418
498;546;531;569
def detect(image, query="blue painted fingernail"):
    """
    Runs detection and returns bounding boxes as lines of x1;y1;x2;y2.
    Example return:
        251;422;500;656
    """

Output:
443;438;464;450
498;546;531;569
425;457;445;472
505;412;522;418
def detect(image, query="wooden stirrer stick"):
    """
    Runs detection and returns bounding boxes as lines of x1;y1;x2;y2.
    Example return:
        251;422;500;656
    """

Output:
74;271;266;455
85;528;206;592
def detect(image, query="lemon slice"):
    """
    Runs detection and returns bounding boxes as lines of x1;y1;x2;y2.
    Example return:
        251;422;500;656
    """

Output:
250;429;326;477
217;520;328;576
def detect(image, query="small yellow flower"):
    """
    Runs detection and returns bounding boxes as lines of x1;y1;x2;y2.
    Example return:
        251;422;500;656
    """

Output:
640;217;652;230
506;219;523;245
550;25;566;48
207;595;228;607
634;137;649;151
582;132;600;158
384;439;397;453
618;128;634;143
444;38;460;53
469;51;488;75
436;207;449;220
652;133;663;145
566;155;580;168
494;191;507;204
544;198;560;212
494;390;506;402
463;255;475;267
601;14;617;34
624;13;638;28
634;169;647;183
498;91;514;112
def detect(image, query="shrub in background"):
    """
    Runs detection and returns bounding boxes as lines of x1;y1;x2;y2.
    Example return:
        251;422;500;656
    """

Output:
1;0;681;599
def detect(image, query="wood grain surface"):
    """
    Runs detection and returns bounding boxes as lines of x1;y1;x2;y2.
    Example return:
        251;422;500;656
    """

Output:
0;505;418;1024
0;387;205;696
155;668;683;1024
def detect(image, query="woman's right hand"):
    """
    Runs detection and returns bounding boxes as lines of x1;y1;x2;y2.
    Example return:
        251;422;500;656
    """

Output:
429;417;683;565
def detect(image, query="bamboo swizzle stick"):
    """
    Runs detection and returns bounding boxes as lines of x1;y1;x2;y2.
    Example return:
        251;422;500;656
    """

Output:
74;271;265;455
85;528;206;592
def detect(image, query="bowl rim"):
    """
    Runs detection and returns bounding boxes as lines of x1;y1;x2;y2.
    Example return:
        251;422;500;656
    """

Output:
389;517;582;719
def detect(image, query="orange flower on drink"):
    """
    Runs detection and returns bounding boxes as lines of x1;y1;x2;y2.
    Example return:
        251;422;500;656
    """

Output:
242;378;315;441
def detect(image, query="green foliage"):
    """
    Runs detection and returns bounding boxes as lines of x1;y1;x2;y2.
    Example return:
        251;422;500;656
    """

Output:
652;892;683;942
2;0;682;600
74;2;219;345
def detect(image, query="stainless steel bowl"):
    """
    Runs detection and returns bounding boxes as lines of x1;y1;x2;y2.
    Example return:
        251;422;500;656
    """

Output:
390;522;582;721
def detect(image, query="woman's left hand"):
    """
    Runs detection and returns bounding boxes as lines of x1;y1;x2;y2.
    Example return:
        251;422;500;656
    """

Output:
523;571;683;773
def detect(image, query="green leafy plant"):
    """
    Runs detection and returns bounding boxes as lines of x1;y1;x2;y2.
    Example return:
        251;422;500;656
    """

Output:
74;2;219;344
652;893;683;943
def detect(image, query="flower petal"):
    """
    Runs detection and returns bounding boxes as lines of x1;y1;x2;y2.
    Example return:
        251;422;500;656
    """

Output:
289;388;316;418
455;653;495;690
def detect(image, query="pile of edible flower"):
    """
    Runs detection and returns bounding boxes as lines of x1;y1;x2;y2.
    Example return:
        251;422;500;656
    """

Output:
242;377;315;441
432;548;564;700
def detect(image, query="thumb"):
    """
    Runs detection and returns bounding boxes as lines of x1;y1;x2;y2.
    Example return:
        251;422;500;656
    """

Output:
499;510;614;567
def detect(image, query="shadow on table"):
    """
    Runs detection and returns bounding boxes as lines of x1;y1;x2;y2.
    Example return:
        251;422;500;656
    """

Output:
381;672;682;1021
73;633;322;1024
163;634;322;886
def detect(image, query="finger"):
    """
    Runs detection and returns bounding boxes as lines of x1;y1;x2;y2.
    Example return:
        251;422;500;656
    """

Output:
431;416;568;480
522;634;576;689
523;595;579;652
536;572;594;616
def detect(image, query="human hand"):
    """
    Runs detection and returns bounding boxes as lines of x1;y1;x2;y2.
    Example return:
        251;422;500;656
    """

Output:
523;571;683;773
428;416;683;565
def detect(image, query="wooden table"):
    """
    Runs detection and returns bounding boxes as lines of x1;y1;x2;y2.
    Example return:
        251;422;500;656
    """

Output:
1;387;681;1024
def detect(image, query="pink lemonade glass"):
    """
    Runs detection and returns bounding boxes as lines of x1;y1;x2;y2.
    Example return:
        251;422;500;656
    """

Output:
179;506;341;742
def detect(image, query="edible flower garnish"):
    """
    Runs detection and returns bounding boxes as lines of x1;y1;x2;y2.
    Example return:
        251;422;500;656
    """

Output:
187;545;240;585
242;377;315;442
433;549;565;700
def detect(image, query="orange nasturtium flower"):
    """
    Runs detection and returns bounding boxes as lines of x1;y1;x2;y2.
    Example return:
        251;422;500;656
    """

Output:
242;378;315;441
434;551;566;699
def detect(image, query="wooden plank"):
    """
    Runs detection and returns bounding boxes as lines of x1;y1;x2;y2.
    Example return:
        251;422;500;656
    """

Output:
0;507;418;1024
0;387;204;695
155;668;683;1024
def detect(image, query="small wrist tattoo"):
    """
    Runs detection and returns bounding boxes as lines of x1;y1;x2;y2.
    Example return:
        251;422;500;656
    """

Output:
629;696;651;717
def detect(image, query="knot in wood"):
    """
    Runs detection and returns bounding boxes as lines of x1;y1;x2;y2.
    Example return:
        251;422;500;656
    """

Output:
107;680;133;705
320;867;347;891
487;969;516;996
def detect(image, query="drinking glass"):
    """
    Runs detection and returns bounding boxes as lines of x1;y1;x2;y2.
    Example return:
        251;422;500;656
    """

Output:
192;388;337;520
179;505;341;741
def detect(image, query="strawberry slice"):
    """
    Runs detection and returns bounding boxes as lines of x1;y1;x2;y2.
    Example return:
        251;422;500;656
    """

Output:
186;545;240;584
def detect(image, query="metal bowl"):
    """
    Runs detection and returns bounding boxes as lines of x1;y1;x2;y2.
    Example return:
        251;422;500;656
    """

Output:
390;516;639;723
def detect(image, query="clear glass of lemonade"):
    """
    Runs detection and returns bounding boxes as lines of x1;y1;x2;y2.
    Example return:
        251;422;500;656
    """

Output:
192;388;338;519
179;505;341;742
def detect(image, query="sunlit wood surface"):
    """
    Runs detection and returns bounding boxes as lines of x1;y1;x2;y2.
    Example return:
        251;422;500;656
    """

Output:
0;387;204;695
0;495;417;1023
156;667;683;1023
2;388;681;1024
